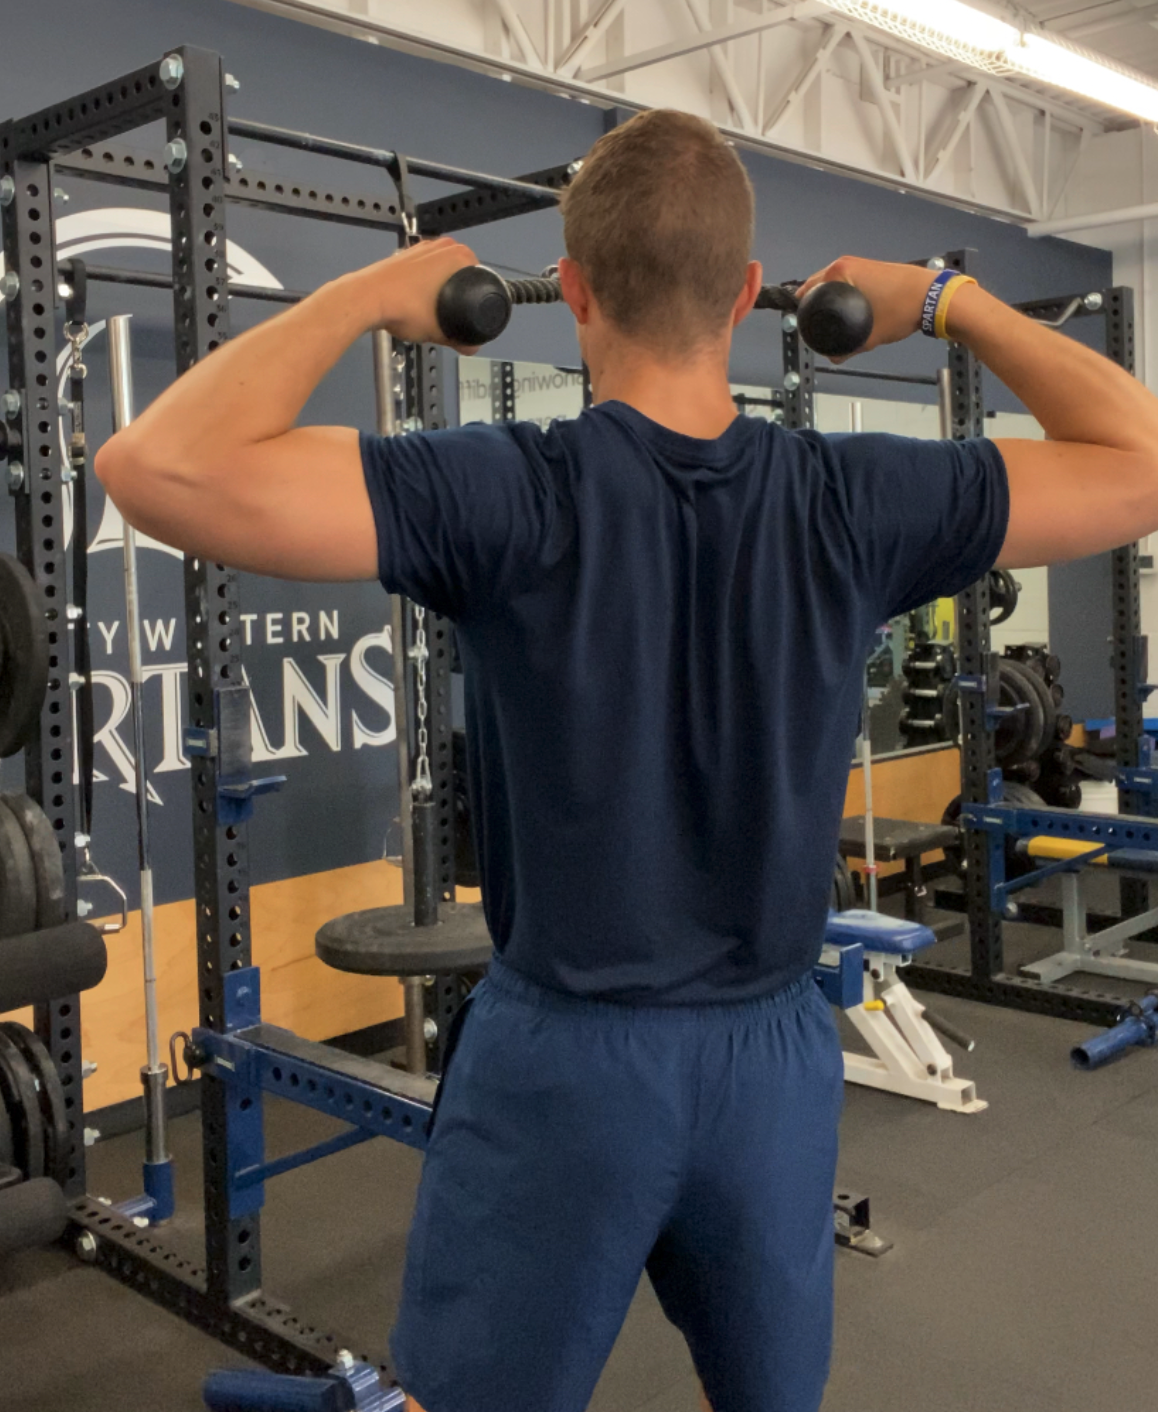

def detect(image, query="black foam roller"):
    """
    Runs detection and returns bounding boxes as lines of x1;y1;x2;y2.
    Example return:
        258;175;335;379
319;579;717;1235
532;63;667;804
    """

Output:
0;921;107;1013
0;1178;68;1257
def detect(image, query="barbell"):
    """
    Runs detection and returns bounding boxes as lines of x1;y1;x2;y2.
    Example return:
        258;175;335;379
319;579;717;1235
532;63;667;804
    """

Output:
436;265;874;360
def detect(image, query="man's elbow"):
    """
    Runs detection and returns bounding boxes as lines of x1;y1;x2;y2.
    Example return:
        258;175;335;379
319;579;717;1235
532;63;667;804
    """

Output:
94;428;134;497
95;430;186;535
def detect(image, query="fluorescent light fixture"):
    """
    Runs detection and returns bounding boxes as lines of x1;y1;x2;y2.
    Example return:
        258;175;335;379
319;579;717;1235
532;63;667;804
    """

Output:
818;0;1158;123
818;0;1018;65
1014;33;1158;123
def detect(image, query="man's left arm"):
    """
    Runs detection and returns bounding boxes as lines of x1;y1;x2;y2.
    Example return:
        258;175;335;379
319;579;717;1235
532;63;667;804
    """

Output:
95;238;477;582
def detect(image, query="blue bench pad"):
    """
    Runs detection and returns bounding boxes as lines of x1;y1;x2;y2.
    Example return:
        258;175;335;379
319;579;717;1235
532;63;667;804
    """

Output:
825;909;936;956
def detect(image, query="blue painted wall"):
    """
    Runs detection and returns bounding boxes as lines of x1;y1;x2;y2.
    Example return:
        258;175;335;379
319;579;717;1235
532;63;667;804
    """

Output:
0;0;1114;903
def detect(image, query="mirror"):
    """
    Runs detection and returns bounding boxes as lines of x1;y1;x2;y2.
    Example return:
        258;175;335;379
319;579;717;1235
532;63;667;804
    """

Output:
459;356;585;427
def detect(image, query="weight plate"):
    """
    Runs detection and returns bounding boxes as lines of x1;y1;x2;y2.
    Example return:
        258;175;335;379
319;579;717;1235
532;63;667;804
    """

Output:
0;1028;45;1179
0;796;37;938
1001;781;1047;879
0;552;49;759
1007;659;1056;761
831;856;856;912
994;663;1038;768
0;1086;14;1170
2;794;65;930
940;795;964;875
1048;747;1076;777
1002;781;1046;808
988;569;1019;626
0;1023;69;1187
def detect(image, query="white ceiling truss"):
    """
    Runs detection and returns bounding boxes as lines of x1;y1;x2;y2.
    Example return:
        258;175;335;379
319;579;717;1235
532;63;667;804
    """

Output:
233;0;1145;222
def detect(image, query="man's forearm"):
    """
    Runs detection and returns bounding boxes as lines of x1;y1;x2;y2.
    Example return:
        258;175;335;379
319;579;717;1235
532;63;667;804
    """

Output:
111;270;374;470
946;283;1158;455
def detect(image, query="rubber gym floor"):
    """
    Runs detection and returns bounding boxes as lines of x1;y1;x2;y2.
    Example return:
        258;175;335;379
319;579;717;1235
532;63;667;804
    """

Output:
4;892;1158;1411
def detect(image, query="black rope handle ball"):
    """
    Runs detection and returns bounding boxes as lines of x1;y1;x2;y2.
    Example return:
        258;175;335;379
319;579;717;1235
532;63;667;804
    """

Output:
436;265;873;361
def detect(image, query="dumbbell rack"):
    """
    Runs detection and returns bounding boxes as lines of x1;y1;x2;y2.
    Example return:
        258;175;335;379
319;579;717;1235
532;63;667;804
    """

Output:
1;44;580;1378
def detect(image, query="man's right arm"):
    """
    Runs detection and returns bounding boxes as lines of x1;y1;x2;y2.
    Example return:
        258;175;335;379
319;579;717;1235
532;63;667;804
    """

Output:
799;257;1158;570
947;282;1158;567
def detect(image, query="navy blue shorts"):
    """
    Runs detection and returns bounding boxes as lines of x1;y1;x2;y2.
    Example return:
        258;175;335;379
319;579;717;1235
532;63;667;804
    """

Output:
391;960;843;1412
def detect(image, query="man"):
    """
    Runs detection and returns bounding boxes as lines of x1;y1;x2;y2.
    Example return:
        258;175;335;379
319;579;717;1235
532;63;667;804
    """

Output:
97;109;1158;1412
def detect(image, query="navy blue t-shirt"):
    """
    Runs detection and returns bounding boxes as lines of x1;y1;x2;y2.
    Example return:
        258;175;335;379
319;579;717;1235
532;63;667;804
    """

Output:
360;403;1007;1004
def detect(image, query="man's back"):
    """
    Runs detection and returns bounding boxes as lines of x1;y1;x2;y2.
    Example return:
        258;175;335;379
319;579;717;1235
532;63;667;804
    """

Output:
361;402;1008;1003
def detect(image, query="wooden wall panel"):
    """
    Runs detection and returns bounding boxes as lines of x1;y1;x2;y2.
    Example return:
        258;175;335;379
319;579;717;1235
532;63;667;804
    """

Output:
2;860;416;1111
844;744;960;823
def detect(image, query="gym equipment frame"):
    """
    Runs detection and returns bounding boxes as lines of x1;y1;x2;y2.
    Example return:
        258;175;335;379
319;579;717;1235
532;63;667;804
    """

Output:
1;44;577;1379
1;45;896;1381
906;276;1142;1025
781;270;1148;1028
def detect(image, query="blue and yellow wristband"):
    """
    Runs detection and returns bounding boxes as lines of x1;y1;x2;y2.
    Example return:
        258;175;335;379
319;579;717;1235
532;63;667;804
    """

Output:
921;269;978;340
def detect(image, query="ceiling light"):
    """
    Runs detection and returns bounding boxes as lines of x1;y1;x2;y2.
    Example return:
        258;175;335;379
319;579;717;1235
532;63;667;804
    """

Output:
1012;33;1158;123
818;0;1018;65
818;0;1158;123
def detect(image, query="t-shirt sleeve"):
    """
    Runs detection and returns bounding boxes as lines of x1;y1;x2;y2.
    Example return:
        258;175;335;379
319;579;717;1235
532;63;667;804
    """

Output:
359;423;562;620
822;431;1009;620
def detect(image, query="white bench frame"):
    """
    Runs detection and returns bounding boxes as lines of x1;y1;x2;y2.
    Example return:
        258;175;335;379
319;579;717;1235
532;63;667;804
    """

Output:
1020;866;1158;987
830;943;988;1114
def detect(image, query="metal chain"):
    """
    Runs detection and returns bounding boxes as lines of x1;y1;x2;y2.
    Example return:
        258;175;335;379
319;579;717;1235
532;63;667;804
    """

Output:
408;605;432;799
63;319;88;480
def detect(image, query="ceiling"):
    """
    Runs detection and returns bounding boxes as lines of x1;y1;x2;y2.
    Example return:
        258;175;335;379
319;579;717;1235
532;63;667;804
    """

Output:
1011;1;1158;80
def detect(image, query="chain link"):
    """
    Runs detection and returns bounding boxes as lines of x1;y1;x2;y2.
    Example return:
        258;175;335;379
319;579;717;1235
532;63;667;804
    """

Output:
408;604;433;799
64;321;88;480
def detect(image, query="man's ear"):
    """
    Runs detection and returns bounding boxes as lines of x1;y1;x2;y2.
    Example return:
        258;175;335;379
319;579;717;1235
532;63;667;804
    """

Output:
558;257;593;326
732;260;763;327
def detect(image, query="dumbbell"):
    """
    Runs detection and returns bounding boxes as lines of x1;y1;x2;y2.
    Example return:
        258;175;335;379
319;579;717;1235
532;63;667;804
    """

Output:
899;710;949;736
902;685;947;705
435;265;874;360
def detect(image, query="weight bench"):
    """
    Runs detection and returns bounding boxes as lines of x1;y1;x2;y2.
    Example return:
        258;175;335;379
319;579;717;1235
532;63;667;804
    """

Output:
1017;836;1158;987
816;910;987;1114
838;815;959;925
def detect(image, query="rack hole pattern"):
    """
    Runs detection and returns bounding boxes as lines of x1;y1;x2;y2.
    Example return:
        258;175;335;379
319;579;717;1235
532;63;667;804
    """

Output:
262;1060;426;1142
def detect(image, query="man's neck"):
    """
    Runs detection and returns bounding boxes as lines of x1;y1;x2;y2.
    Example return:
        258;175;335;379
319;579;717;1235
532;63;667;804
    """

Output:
589;342;739;440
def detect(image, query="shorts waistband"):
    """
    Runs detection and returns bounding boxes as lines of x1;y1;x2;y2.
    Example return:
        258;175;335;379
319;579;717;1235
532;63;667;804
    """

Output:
483;957;816;1024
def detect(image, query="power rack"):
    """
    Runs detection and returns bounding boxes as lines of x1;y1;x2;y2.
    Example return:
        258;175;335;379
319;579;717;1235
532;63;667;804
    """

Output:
1;43;576;1377
781;262;1147;1026
918;276;1139;1025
